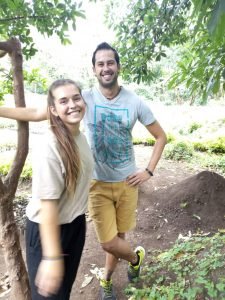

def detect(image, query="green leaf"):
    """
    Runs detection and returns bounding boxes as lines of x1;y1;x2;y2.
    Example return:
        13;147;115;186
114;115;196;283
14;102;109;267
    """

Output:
207;0;225;39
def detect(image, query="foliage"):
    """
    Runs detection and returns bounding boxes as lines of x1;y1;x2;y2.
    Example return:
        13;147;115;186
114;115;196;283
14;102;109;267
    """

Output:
106;0;225;102
0;68;13;101
23;68;48;94
132;132;175;146
0;67;48;100
193;137;225;154
106;0;191;84
188;122;202;134
0;142;16;152
132;138;143;145
204;155;225;175
0;0;85;59
125;233;225;299
0;162;32;180
168;33;225;104
164;141;194;161
144;137;155;146
166;133;176;143
0;122;15;129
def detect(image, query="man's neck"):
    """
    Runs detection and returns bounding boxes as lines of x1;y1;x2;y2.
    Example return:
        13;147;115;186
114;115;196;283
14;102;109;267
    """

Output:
99;84;121;100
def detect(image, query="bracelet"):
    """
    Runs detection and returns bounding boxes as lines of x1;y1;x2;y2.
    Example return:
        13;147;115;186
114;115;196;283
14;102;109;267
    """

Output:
42;255;64;261
145;168;154;176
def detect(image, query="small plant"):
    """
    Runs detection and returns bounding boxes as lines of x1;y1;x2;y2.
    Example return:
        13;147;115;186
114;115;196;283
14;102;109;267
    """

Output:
164;141;194;161
20;164;32;180
144;137;155;146
0;143;17;152
125;233;225;299
0;162;11;176
0;123;16;129
202;155;225;175
0;162;32;180
133;138;143;145
208;137;225;154
166;132;176;143
193;137;225;154
188;122;202;134
218;118;225;125
135;87;153;101
193;141;208;152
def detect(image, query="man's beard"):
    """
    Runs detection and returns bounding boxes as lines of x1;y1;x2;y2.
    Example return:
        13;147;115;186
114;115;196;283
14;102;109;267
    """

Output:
99;73;118;88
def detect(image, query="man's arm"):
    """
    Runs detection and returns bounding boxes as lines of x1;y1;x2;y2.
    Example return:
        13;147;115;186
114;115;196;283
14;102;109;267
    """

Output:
144;121;167;173
0;106;47;121
126;120;167;186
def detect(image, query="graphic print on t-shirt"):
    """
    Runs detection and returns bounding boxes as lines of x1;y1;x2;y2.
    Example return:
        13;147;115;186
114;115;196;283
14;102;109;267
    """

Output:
88;105;133;169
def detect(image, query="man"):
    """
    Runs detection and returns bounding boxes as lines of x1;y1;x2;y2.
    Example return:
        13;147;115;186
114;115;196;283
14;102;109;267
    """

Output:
0;42;167;300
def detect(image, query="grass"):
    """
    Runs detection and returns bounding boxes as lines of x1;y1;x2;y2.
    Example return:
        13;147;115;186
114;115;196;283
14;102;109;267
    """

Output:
125;233;225;300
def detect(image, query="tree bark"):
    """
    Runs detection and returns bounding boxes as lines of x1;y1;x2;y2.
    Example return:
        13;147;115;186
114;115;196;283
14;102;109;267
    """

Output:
0;38;31;299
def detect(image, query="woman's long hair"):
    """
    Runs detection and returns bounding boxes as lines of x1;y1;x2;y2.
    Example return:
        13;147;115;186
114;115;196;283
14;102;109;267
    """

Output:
47;79;81;193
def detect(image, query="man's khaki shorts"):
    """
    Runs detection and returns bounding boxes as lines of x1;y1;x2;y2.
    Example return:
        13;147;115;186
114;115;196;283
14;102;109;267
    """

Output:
88;180;138;243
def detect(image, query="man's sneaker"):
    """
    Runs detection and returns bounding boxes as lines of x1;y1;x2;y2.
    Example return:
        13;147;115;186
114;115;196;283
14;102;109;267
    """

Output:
99;278;117;300
127;246;146;282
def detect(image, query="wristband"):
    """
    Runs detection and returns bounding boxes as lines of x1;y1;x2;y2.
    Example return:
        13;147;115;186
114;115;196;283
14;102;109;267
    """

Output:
42;255;64;261
145;168;153;176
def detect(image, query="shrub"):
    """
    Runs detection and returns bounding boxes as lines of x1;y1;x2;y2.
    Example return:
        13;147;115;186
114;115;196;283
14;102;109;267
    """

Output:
0;162;11;176
188;122;202;134
193;137;225;154
0;143;17;152
203;155;225;175
208;137;225;154
193;141;208;152
0;162;32;180
21;164;32;180
0;123;16;129
166;132;176;143
144;137;155;146
164;141;194;161
132;137;143;145
135;87;153;100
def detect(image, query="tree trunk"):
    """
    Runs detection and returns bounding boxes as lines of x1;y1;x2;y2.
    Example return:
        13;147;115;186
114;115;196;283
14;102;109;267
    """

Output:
0;38;31;299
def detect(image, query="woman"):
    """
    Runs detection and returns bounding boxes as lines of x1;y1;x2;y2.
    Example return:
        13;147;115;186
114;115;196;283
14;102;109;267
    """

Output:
25;79;94;299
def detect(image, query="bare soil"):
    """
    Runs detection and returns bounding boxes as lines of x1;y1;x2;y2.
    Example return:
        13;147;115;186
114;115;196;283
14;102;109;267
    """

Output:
0;145;225;300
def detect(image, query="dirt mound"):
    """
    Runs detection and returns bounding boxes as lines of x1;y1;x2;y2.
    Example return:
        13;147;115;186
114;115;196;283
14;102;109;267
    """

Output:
138;171;225;241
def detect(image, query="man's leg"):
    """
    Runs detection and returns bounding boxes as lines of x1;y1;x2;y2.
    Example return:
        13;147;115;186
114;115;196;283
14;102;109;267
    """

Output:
89;180;145;299
109;182;145;282
102;233;145;283
103;233;135;281
102;233;138;275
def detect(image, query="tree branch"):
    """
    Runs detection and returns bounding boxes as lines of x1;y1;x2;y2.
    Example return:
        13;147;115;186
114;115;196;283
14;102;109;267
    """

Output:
0;177;5;195
3;38;29;191
0;40;14;53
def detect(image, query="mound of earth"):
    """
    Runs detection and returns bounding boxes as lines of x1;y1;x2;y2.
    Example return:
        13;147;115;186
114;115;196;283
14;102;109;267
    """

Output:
137;170;225;248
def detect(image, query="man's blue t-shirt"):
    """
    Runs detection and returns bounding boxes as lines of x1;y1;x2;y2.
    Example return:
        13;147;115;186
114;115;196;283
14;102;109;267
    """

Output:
82;86;155;182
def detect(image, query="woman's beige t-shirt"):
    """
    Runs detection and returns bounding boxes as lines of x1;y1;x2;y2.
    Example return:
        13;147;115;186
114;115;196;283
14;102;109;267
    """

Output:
26;130;94;224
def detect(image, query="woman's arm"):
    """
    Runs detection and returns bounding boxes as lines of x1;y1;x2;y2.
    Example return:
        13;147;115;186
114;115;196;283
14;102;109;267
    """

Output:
35;200;64;297
0;105;47;121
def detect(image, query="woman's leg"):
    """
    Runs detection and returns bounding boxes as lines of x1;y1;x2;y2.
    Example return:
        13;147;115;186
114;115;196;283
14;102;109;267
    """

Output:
25;215;86;300
59;214;86;299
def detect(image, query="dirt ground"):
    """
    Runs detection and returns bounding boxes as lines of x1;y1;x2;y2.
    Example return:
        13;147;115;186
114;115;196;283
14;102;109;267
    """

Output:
0;145;225;300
